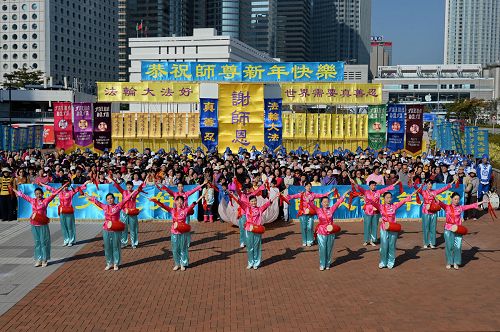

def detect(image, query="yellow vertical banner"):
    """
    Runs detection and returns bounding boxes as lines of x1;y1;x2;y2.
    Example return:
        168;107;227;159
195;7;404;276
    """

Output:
332;114;344;138
319;113;331;139
357;114;368;138
174;113;187;138
294;113;307;139
218;84;264;151
162;113;175;138
136;113;149;138
123;113;136;138
149;113;162;138
351;115;358;138
307;113;318;140
187;113;199;138
282;112;293;139
111;113;123;138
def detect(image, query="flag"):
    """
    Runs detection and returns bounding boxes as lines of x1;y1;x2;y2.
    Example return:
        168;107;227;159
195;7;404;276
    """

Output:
136;20;143;31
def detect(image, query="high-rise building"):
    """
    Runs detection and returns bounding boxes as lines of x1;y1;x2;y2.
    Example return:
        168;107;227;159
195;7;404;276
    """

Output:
194;0;277;58
444;0;500;65
311;0;371;64
369;36;392;79
276;0;312;61
0;0;118;92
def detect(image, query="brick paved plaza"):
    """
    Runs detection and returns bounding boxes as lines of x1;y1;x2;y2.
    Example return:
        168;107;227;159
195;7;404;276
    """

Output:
1;216;499;331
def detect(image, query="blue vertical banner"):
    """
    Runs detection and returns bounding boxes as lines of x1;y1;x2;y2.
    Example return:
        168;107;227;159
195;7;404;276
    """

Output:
476;129;489;157
386;104;406;151
27;126;35;148
451;122;463;154
470;126;479;156
35;125;44;148
264;99;283;151
199;98;218;152
464;126;472;155
442;123;453;151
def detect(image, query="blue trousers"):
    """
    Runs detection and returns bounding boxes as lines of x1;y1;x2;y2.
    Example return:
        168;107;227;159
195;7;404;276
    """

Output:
171;233;189;267
238;215;247;246
31;224;51;262
60;213;76;245
246;231;262;267
421;213;437;246
299;215;314;245
102;230;121;266
317;234;336;268
379;229;398;268
444;230;463;265
120;213;139;247
478;183;489;201
363;214;379;243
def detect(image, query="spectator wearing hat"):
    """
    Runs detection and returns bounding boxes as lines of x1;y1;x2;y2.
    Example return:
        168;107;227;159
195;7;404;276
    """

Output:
476;154;492;201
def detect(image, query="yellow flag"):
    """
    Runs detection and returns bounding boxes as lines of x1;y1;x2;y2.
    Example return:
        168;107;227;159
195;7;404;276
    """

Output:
136;113;149;138
282;112;293;139
97;82;200;103
358;114;368;138
174;113;187;138
187;113;199;138
332;114;344;138
162;113;175;138
319;114;331;139
281;83;383;105
111;113;123;138
149;113;162;138
123;113;136;138
294;113;307;139
218;84;264;151
307;113;318;140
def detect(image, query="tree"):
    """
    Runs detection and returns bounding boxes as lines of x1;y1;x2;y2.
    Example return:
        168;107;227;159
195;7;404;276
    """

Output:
445;98;489;124
2;67;44;88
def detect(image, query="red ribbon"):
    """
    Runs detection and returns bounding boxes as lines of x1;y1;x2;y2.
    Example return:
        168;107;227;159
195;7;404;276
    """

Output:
333;188;339;199
488;202;497;220
280;193;291;205
208;182;220;192
93;177;99;190
455;181;459;188
398;182;403;194
233;177;242;192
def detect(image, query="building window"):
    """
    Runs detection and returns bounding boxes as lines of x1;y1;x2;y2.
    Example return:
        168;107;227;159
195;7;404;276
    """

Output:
32;43;37;49
32;63;38;69
32;3;39;10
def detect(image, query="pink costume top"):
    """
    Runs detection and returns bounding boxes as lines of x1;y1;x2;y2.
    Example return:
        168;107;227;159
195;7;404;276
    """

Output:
366;196;412;230
357;184;395;216
41;183;87;209
15;186;66;226
287;190;330;216
153;200;196;235
160;184;202;207
89;193;136;231
421;183;452;215
113;181;145;210
234;184;266;218
309;197;345;236
437;200;479;231
231;193;272;231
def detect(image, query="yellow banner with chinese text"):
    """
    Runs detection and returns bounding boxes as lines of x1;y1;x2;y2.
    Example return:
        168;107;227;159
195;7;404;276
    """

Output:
149;113;162;138
218;84;264;151
162;113;175;138
97;82;199;103
294;113;307;139
281;83;382;105
136;113;149;138
307;113;318;140
123;113;136;138
111;113;123;138
174;113;187;138
319;113;331;139
282;112;293;139
187;113;200;138
332;114;344;138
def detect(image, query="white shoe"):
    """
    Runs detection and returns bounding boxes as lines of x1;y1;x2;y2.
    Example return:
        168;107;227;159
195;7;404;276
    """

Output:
363;242;368;246
63;243;68;246
240;243;245;248
430;245;435;249
246;265;252;270
378;263;385;269
253;265;258;270
180;266;186;271
326;266;330;270
453;264;459;270
41;261;48;268
446;264;451;269
132;245;137;249
302;243;306;247
423;244;428;249
387;265;394;270
173;265;180;271
307;243;312;247
67;243;73;247
104;265;111;271
34;261;41;267
319;266;324;271
370;242;376;247
113;265;119;271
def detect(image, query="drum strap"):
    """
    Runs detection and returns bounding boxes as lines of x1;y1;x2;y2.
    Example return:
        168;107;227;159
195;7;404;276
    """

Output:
488;202;497;220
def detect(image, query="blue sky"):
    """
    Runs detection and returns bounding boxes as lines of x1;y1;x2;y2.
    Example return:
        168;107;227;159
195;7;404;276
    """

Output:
371;0;445;65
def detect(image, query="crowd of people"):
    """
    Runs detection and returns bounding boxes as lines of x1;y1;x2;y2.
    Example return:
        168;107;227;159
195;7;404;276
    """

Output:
0;145;495;272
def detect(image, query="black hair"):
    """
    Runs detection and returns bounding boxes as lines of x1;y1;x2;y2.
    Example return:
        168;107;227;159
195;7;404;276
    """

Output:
369;181;377;186
175;196;185;202
451;192;460;199
305;182;312;186
425;178;433;184
248;195;257;201
106;193;115;200
126;181;133;186
34;188;43;194
383;192;392;198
